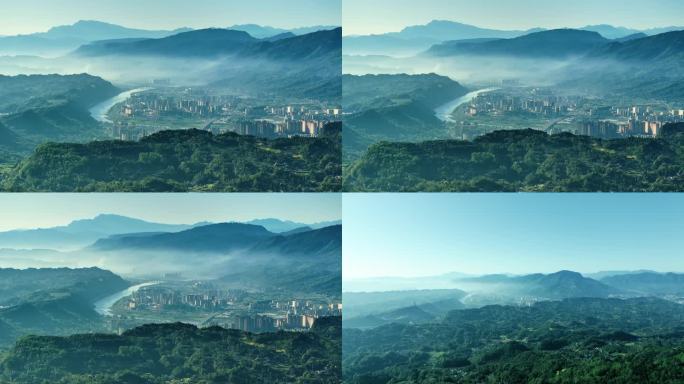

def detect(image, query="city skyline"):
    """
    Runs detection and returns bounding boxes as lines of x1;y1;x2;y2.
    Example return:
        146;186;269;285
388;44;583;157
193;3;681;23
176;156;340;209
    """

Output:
343;194;684;279
343;0;683;36
0;193;341;231
0;0;341;35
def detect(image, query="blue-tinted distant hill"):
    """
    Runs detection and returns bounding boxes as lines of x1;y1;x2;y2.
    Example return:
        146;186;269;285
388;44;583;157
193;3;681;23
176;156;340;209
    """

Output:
38;20;192;41
0;214;197;250
73;27;342;60
90;222;275;253
245;218;341;233
229;24;339;38
343;20;683;57
457;271;621;299
344;20;540;56
601;272;684;296
0;20;191;56
71;28;342;100
427;29;609;58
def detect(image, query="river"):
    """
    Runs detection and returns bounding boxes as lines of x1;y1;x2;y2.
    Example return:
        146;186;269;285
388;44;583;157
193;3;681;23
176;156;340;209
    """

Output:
88;87;151;123
94;281;160;316
434;88;499;123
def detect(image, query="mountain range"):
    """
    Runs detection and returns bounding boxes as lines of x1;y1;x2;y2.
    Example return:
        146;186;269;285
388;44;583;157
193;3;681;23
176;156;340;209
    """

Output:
72;27;341;62
228;24;339;39
0;20;191;56
0;20;338;57
344;19;683;56
0;215;340;251
0;214;197;251
343;270;684;330
426;29;609;58
89;223;341;263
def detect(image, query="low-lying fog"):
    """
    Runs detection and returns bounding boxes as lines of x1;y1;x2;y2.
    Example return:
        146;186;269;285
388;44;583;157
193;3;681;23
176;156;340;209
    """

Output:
0;53;308;88
0;247;312;281
344;53;648;92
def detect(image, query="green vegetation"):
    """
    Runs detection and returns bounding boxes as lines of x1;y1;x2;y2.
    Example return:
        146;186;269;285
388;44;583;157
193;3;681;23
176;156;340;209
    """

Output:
0;317;341;384
343;74;468;160
0;74;119;114
344;124;684;192
343;298;684;384
0;268;128;307
0;268;130;349
1;124;342;192
0;74;119;158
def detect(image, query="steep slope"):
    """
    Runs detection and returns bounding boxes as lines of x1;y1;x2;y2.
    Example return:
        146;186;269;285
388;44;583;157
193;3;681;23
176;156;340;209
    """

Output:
427;29;609;58
0;74;119;114
0;267;129;348
602;272;684;296
248;225;341;262
73;27;341;62
343;20;539;56
90;223;275;253
74;28;258;57
343;73;468;158
0;267;129;306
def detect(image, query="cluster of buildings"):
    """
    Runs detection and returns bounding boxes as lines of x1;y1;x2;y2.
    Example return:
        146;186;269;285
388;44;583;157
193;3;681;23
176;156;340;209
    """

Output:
226;300;343;333
112;90;341;139
227;118;331;138
124;286;247;311
120;285;342;333
465;92;579;117
578;107;684;138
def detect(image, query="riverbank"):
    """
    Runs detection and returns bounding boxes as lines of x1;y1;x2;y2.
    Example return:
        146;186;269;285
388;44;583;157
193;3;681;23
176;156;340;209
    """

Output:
89;87;152;123
434;88;499;123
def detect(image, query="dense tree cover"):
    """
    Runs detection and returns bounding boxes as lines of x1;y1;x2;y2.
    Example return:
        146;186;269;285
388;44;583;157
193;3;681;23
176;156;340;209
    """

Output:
344;125;684;192
343;74;468;159
343;74;468;112
0;75;118;157
1;125;342;192
0;317;342;384
0;74;119;114
343;298;684;384
0;268;130;349
0;268;128;307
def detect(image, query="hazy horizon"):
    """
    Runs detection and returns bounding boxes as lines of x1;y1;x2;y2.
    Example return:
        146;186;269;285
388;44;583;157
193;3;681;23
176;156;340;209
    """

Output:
343;194;684;279
343;0;683;36
0;0;341;36
0;194;341;231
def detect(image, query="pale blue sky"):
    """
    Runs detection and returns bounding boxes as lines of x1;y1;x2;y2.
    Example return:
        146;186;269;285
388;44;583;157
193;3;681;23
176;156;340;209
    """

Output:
0;0;341;35
344;0;684;35
0;194;341;230
344;194;684;278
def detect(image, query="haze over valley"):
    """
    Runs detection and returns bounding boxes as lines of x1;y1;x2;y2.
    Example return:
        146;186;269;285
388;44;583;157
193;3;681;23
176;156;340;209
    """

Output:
342;9;684;192
343;193;684;383
0;14;343;192
0;194;342;383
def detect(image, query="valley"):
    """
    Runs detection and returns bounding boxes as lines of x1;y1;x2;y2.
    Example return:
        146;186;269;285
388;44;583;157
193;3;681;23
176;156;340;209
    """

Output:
342;20;684;192
0;21;342;192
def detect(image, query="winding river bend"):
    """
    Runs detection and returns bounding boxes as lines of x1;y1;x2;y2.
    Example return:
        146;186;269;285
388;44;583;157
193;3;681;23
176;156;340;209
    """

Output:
434;88;499;123
89;87;151;123
94;282;160;316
